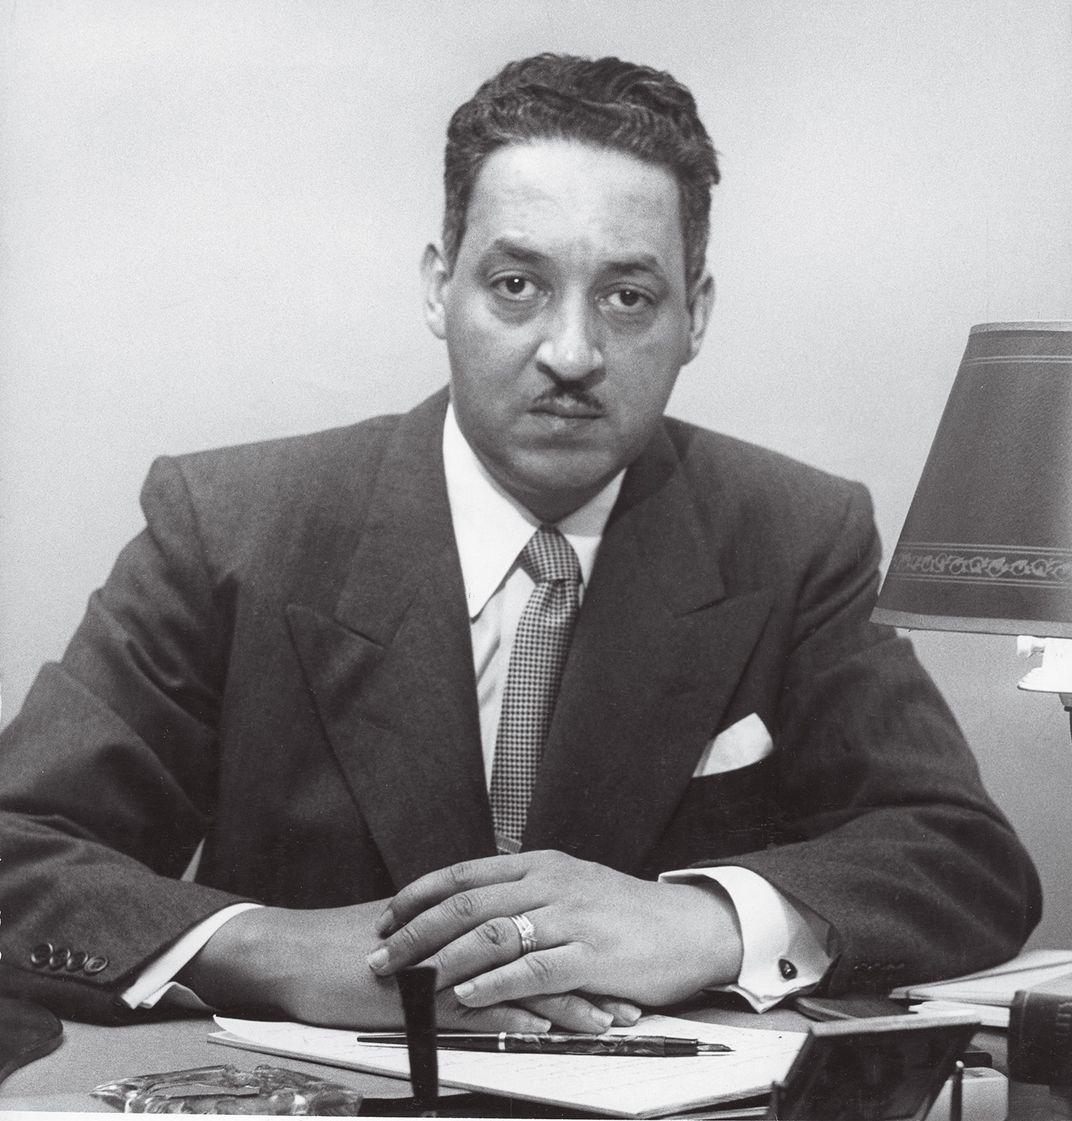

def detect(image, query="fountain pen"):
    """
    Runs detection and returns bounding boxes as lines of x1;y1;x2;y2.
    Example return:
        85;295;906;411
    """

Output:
355;1032;733;1056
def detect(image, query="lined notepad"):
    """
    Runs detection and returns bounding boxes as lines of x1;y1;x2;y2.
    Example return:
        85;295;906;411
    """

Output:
210;1013;805;1118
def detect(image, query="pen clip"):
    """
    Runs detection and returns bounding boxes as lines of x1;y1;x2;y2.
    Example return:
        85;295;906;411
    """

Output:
397;966;438;1116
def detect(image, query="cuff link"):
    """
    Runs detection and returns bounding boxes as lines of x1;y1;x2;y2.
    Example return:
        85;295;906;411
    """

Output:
779;957;798;980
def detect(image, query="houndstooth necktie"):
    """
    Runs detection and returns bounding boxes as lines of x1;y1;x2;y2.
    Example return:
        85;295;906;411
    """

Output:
490;526;582;854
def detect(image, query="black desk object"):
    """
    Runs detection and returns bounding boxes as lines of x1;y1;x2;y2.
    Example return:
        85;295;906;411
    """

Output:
770;1014;980;1120
0;997;63;1084
396;965;439;1114
1009;976;1072;1085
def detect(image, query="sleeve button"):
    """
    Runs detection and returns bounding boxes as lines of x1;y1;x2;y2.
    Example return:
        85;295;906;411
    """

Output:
65;950;89;972
83;955;109;975
48;946;71;970
29;942;54;968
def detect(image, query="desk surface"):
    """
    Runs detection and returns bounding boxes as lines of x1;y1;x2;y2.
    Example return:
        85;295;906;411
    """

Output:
0;1005;1050;1119
0;1014;420;1114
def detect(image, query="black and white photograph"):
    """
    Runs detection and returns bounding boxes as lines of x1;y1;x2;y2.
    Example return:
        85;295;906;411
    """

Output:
1;3;1070;1116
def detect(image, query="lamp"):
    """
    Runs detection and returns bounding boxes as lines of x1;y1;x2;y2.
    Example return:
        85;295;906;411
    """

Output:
871;321;1072;732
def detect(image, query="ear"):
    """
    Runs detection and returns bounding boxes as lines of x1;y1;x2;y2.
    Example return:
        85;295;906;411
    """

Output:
421;243;450;340
684;271;715;364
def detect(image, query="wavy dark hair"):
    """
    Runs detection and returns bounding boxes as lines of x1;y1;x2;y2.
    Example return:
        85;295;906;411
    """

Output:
442;53;720;286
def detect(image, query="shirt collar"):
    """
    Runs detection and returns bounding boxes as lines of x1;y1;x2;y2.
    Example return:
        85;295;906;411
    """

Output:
443;402;624;621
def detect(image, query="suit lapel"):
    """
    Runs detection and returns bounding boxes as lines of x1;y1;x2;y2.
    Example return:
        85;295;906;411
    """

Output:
524;426;774;873
287;392;496;891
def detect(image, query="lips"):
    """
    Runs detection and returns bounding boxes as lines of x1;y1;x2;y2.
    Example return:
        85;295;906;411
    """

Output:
531;395;605;420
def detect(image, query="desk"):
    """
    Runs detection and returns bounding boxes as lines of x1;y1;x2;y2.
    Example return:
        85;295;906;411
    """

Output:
0;1006;1051;1118
0;1015;420;1114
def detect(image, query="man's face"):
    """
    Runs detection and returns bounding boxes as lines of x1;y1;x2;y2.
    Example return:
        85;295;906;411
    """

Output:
424;139;713;523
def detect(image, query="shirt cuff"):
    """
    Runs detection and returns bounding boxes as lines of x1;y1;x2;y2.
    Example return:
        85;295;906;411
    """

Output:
120;902;263;1010
659;865;831;1012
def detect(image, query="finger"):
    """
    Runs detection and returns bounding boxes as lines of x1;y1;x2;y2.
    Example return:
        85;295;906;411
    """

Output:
369;887;538;976
372;909;547;990
588;995;643;1026
377;854;533;937
435;992;550;1033
453;945;585;1008
421;913;535;988
517;993;615;1033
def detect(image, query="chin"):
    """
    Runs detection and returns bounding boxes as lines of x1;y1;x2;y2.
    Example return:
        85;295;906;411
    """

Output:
513;468;615;519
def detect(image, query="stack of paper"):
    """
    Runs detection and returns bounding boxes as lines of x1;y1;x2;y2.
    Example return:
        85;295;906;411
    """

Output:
907;1000;1009;1029
892;948;1072;1030
210;1013;806;1119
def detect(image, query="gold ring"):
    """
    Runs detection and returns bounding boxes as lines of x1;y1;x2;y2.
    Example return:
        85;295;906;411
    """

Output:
507;913;538;955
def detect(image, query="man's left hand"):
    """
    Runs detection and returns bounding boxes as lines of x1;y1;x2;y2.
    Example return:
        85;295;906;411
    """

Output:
366;850;744;1010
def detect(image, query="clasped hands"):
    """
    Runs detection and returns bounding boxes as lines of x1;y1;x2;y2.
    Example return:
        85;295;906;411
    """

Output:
186;850;742;1032
368;850;742;1030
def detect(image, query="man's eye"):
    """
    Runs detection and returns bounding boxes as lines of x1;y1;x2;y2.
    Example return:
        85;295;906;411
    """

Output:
605;287;652;312
493;275;537;300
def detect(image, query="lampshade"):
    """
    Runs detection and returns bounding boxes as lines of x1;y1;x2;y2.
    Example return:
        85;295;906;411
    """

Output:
872;321;1072;639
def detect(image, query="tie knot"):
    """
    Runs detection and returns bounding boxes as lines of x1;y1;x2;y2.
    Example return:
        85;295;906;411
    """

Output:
520;526;581;585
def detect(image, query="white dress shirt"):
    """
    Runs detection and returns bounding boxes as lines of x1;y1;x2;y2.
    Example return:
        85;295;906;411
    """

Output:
123;404;829;1012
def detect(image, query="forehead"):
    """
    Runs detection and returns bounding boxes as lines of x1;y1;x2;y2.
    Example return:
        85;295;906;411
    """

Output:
461;139;686;275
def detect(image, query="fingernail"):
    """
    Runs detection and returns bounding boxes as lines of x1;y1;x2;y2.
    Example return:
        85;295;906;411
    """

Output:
529;1018;552;1032
454;981;475;1000
614;1003;642;1025
590;1009;614;1030
366;947;388;972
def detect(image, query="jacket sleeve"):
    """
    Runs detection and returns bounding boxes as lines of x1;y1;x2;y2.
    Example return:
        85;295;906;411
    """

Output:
0;457;254;1022
701;482;1041;994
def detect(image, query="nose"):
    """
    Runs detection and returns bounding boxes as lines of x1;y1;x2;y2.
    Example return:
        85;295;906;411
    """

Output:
535;296;604;384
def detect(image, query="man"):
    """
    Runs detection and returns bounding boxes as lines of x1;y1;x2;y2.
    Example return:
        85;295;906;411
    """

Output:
0;54;1040;1030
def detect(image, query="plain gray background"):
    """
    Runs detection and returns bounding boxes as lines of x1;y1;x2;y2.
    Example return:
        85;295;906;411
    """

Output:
2;0;1071;949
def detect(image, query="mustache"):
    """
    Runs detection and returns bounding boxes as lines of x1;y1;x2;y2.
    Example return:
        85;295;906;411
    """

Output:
533;386;605;411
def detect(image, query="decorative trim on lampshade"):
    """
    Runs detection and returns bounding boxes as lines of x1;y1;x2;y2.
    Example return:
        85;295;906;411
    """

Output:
873;322;1072;639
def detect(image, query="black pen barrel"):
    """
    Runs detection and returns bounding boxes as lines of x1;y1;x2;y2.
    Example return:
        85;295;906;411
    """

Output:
357;1032;732;1056
502;1034;696;1056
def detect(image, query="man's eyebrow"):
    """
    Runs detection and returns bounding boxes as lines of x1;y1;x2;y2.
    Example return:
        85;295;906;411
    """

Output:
601;253;666;278
484;239;667;278
484;238;550;266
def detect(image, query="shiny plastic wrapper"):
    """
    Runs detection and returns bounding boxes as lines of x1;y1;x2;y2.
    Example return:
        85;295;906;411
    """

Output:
91;1062;365;1114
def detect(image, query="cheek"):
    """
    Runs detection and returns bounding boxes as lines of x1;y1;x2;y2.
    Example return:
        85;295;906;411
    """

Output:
608;336;686;409
446;307;531;382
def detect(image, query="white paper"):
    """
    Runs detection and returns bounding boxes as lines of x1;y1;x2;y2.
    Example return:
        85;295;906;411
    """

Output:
210;1013;805;1119
890;948;1072;1007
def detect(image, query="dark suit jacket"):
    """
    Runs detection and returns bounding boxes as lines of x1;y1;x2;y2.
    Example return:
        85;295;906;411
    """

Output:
0;390;1040;1021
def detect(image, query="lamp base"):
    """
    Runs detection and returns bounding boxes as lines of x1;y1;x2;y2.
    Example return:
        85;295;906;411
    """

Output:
1016;637;1072;710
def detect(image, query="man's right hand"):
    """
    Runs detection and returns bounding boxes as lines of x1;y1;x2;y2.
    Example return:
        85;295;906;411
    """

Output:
177;901;639;1032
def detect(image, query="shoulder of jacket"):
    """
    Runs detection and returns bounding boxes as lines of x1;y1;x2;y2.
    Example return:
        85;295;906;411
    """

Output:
137;411;406;549
168;412;400;480
662;415;870;517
